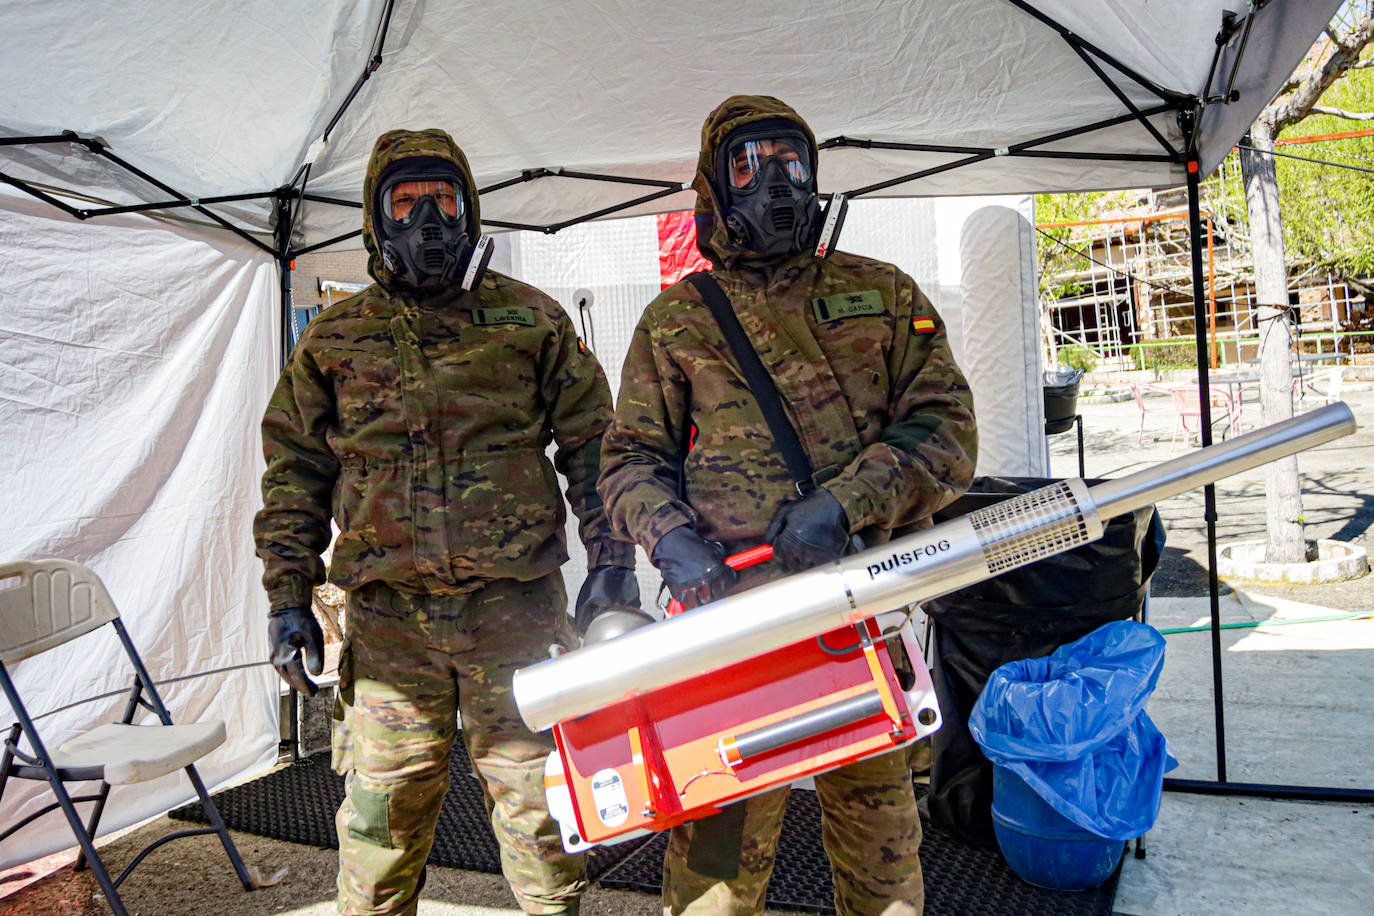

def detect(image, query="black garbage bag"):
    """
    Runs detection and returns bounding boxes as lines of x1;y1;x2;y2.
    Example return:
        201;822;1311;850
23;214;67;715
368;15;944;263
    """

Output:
923;476;1164;846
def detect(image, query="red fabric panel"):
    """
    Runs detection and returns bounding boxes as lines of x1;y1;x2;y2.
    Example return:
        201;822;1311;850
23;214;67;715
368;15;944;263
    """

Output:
656;210;712;289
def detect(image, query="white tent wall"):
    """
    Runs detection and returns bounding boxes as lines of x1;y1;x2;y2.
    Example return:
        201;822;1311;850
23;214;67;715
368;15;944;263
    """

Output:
0;187;281;869
501;196;1032;609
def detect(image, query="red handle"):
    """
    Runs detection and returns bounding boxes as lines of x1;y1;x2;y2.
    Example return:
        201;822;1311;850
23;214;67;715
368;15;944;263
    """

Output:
665;545;773;617
724;544;774;570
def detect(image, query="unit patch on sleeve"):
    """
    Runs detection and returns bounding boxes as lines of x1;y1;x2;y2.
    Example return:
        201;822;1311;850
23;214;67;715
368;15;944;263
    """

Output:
811;290;885;323
473;306;537;327
911;316;936;334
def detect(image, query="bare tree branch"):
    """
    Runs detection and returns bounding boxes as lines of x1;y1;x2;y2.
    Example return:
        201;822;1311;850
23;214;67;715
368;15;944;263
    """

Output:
1267;14;1374;131
1309;104;1374;120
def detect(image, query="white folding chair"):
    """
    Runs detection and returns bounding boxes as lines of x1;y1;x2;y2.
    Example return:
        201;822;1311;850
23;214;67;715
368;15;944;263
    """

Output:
1303;366;1346;408
0;559;254;916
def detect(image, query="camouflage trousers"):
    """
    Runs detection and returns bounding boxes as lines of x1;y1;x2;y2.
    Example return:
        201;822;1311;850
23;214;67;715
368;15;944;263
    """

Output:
332;574;586;915
663;748;924;916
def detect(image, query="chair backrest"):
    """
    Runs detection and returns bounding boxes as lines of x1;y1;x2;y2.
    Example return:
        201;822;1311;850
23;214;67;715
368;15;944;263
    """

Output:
1327;366;1344;400
0;560;120;665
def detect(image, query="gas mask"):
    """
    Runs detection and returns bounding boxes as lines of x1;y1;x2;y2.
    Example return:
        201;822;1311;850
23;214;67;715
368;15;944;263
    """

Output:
714;120;821;258
375;156;492;291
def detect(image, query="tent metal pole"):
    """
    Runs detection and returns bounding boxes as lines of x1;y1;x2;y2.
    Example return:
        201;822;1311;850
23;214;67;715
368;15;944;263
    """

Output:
80;191;275;218
1222;6;1260;102
293;229;363;257
837;105;1184;200
301;193;363;209
0;171;87;218
1001;0;1191;105
0;134;77;147
479;168;555;195
480;218;553;233
1185;140;1229;784
1065;42;1180;156
1164;778;1374;804
547;185;686;233
847;153;992;198
320;0;397;142
551;169;684;189
274;193;295;368
0;131;274;251
822;102;1179;160
82;141;274;254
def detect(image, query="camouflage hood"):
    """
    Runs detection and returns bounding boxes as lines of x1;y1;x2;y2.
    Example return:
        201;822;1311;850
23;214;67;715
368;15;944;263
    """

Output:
362;128;481;290
692;94;819;267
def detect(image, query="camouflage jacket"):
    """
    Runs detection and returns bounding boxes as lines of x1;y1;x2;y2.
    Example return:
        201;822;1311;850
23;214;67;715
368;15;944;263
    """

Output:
254;129;630;611
599;96;978;561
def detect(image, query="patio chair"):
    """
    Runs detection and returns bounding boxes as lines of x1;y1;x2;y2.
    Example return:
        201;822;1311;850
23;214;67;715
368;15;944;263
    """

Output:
0;559;254;916
1168;385;1237;450
1300;366;1345;409
1130;382;1174;445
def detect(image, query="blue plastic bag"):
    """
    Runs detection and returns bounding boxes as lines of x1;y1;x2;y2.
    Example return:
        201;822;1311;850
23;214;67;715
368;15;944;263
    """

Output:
969;621;1177;841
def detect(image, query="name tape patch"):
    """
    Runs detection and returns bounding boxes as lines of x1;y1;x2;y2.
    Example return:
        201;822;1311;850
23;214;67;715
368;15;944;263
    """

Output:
812;290;885;323
473;306;536;327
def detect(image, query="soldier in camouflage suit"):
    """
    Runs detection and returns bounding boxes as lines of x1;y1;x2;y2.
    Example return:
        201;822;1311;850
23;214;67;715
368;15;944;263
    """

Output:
254;128;637;916
597;96;978;915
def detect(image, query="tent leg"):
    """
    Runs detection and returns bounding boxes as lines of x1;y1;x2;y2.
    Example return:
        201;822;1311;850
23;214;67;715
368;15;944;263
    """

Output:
274;193;294;368
1186;156;1228;784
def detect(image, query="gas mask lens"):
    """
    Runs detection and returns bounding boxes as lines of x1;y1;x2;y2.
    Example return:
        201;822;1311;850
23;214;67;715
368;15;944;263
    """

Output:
383;179;464;226
726;137;811;190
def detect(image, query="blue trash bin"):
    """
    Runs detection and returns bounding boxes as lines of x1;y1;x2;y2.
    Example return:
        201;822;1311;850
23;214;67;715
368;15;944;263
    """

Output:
990;765;1125;891
970;621;1177;891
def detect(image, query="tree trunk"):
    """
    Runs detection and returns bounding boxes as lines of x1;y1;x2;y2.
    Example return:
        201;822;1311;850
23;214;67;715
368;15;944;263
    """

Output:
1240;121;1306;564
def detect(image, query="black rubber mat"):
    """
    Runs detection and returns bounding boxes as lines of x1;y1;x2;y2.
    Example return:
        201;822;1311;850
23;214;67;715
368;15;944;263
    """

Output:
173;751;1120;912
596;789;1123;915
168;746;647;880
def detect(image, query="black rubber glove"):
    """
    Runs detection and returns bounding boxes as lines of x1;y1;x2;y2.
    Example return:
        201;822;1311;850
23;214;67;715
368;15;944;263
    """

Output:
574;565;642;636
764;487;851;573
269;606;324;697
651;526;739;610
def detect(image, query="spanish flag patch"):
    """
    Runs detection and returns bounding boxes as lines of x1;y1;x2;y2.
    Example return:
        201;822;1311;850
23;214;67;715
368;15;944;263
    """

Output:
912;317;936;333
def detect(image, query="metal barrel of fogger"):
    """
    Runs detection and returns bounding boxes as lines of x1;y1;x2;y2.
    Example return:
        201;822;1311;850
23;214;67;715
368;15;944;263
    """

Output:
515;403;1356;733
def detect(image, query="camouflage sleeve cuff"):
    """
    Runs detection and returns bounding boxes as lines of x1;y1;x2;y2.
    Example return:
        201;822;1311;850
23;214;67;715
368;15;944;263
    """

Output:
823;474;883;534
640;502;698;558
585;538;636;570
267;577;317;613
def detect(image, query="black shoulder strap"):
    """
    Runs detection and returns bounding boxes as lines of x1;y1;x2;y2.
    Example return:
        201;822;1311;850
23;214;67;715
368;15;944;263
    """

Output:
686;272;817;495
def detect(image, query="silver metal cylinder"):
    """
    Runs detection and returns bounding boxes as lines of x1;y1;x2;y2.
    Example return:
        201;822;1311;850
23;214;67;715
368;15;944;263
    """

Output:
1089;402;1355;521
514;402;1356;733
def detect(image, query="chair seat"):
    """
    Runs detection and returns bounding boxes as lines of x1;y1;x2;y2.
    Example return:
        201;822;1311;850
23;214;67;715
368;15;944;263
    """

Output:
53;720;226;785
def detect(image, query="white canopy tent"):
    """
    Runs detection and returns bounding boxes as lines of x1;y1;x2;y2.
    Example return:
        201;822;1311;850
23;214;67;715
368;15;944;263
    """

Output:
0;0;1346;867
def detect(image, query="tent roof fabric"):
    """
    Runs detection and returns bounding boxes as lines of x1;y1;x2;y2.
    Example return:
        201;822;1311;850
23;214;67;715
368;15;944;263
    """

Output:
0;0;1341;252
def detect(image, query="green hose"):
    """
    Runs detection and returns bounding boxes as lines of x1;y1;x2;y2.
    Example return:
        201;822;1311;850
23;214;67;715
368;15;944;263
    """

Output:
1158;612;1371;635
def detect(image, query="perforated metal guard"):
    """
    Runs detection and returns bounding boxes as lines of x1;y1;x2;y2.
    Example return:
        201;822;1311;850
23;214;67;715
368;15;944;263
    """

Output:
968;480;1102;575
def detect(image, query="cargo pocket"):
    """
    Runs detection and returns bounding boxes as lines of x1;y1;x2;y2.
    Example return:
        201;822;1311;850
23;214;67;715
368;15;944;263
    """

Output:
346;784;393;849
331;640;354;776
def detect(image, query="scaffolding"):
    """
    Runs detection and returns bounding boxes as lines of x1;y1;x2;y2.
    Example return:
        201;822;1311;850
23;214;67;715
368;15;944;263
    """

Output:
1037;155;1373;374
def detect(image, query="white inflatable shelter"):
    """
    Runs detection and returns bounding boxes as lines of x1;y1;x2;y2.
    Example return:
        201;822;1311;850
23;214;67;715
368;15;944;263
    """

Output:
0;0;1342;866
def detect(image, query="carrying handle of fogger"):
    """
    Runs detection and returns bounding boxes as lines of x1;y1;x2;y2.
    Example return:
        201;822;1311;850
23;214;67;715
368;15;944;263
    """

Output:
665;545;774;617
